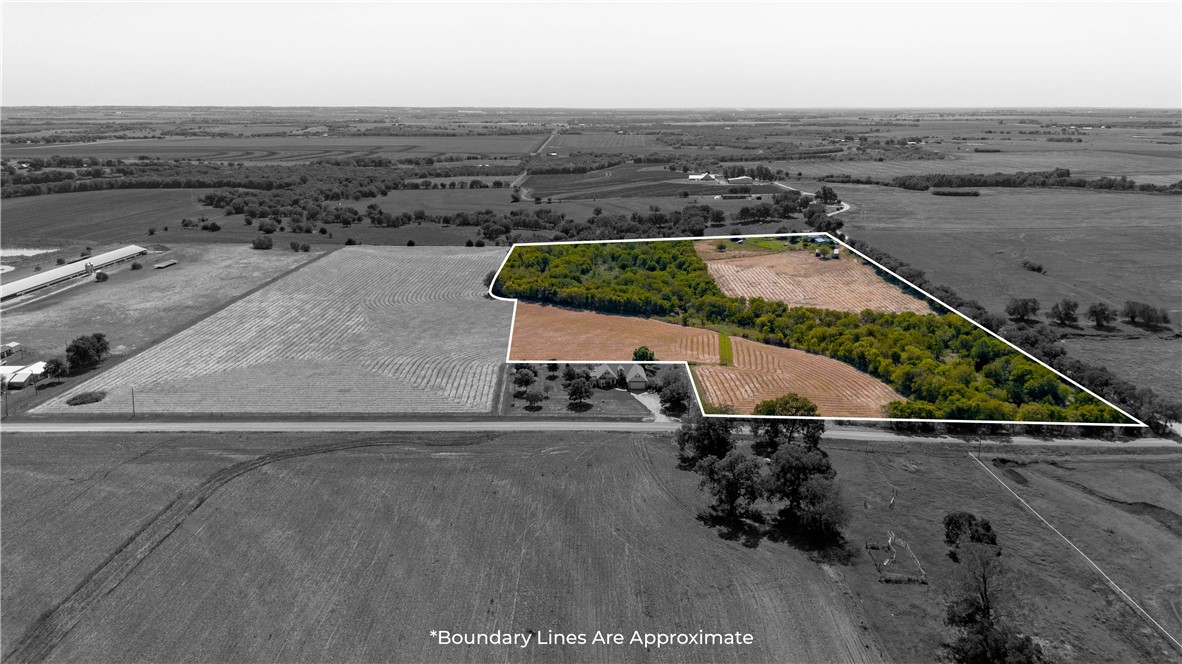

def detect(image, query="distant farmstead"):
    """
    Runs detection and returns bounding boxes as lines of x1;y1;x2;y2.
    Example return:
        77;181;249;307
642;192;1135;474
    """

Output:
687;172;715;181
727;175;753;185
0;245;148;302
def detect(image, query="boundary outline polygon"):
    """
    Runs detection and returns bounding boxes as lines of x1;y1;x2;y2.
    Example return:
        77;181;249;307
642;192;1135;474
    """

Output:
488;232;1146;428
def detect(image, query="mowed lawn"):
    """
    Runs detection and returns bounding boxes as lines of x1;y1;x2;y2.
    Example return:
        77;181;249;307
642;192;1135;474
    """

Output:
828;439;1182;664
2;431;884;664
35;246;515;416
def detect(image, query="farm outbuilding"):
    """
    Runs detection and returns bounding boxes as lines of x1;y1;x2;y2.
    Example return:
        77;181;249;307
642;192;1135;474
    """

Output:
687;172;715;181
1;342;20;364
727;176;753;185
0;245;148;302
6;361;46;389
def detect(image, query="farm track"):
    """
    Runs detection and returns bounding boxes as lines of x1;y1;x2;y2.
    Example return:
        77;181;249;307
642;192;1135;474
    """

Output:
36;247;514;415
2;434;487;664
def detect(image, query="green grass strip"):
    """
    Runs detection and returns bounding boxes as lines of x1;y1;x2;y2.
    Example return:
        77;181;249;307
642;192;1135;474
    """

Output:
718;333;733;366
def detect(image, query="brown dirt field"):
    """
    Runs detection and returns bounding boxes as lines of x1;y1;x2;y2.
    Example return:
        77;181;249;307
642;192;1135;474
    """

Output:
827;439;1182;664
509;304;903;418
699;248;933;315
3;431;884;663
509;302;721;364
694;338;904;417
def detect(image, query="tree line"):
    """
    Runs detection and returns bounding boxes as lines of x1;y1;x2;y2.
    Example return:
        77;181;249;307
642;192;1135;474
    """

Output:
820;168;1182;194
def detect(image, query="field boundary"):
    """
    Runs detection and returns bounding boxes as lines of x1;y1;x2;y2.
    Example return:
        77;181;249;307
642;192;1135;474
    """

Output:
969;451;1182;653
490;233;1147;428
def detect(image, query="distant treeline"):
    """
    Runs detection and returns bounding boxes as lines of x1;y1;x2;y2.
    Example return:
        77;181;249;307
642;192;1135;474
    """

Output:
0;158;519;199
931;189;980;197
495;241;1129;424
819;168;1182;194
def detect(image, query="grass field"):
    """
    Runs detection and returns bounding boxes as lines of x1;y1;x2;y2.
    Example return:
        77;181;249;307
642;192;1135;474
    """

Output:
695;241;934;315
2;135;545;162
832;184;1181;390
1061;335;1182;398
827;438;1182;664
2;431;884;663
34;246;514;416
508;303;903;417
0;243;316;361
547;133;656;151
1;189;224;246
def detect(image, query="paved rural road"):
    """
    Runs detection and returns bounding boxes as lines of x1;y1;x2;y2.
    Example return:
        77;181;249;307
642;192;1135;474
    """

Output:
3;420;1176;448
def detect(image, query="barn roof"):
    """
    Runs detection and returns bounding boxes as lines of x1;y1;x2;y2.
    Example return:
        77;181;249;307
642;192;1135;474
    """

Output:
1;245;147;300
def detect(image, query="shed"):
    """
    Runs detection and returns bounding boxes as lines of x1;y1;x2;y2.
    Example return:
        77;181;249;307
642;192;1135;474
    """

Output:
154;260;178;269
728;175;753;185
0;342;20;363
7;361;46;389
687;172;714;181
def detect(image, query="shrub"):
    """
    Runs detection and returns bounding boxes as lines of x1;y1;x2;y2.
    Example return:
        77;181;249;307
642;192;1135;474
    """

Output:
244;217;254;226
345;238;357;246
130;262;143;271
94;271;109;282
56;258;65;265
290;241;301;252
257;220;278;234
162;226;168;232
300;243;310;252
251;235;273;250
66;391;107;406
475;239;485;247
148;226;157;235
465;239;474;247
406;240;415;246
318;227;328;235
1021;260;1044;274
200;221;221;232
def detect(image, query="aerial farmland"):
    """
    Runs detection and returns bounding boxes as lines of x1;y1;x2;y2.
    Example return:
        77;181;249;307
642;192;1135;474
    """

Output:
2;98;1179;664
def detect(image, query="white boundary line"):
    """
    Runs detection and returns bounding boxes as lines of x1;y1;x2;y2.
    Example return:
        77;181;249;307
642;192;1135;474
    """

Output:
969;451;1182;651
488;232;1145;428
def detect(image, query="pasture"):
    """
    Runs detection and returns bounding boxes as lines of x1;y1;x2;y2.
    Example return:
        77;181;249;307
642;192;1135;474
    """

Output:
1;135;545;162
2;430;884;664
828;438;1182;664
546;133;657;152
507;303;903;418
498;363;655;420
1061;336;1182;398
695;241;934;314
34;246;514;416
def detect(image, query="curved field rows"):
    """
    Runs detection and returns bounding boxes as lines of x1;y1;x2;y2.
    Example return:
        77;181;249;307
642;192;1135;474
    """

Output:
36;247;514;415
695;338;904;417
703;250;934;314
509;303;719;363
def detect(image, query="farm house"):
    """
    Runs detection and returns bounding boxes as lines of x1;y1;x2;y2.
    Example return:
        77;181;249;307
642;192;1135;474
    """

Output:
687;172;715;181
0;245;148;302
5;361;46;389
590;363;648;390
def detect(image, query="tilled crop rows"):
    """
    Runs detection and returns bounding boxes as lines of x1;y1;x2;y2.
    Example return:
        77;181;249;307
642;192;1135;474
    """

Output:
508;302;720;363
694;338;904;417
704;250;933;314
37;247;514;415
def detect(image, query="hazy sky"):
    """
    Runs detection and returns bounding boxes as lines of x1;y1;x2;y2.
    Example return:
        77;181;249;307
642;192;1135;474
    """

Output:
2;1;1180;108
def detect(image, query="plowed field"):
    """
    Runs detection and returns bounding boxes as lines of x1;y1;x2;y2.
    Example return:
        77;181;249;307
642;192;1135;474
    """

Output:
695;338;905;417
36;246;514;415
508;302;720;363
509;303;903;417
698;246;933;314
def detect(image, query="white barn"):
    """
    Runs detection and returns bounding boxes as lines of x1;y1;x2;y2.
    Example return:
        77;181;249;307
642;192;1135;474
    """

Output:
1;245;148;302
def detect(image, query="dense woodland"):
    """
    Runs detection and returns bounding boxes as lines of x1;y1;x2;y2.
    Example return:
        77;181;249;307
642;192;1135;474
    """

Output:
494;242;1132;424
